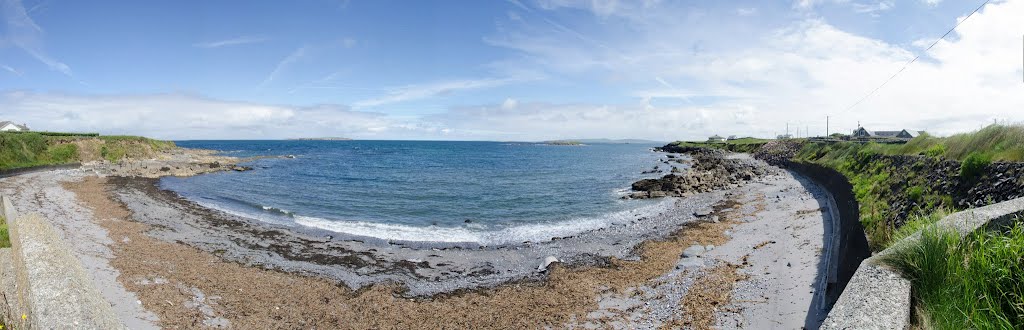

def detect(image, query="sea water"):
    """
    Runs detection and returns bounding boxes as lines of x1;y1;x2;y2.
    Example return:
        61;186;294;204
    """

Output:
161;140;673;245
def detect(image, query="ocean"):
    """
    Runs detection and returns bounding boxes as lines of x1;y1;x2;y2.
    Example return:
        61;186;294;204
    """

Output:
161;140;674;245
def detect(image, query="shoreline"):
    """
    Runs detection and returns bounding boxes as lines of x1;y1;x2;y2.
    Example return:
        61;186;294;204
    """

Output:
0;146;835;328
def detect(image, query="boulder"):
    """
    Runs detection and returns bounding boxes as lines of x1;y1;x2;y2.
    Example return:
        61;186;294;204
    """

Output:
537;256;560;272
682;245;706;258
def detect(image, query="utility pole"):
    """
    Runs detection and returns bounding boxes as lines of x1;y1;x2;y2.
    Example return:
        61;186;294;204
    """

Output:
826;116;830;137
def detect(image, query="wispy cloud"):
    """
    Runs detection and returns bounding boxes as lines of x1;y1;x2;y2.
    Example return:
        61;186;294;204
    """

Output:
1;0;73;77
1;64;21;76
259;46;309;88
193;35;269;48
353;77;529;108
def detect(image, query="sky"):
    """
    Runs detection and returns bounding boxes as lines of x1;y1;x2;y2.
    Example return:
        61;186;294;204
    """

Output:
0;0;1022;141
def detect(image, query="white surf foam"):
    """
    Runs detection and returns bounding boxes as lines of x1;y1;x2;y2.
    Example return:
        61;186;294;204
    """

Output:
290;198;674;245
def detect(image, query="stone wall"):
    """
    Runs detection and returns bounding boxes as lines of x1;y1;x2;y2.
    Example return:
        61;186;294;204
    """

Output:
821;196;1024;329
0;195;126;329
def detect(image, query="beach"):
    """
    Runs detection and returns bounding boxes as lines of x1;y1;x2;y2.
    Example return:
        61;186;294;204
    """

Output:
0;147;833;329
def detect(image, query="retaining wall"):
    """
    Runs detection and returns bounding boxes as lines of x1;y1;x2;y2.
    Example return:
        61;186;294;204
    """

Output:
820;195;1024;329
0;195;125;329
783;161;872;307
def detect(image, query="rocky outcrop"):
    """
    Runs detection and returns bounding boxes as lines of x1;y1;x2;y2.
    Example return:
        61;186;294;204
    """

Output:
752;140;804;165
628;147;771;199
84;148;254;178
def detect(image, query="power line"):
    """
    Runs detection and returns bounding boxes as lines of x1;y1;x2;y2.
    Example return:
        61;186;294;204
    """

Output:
832;0;991;117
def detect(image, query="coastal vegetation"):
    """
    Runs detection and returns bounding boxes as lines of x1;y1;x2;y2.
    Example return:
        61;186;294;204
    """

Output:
703;124;1024;327
884;222;1024;329
0;216;8;248
0;132;175;170
662;125;1024;326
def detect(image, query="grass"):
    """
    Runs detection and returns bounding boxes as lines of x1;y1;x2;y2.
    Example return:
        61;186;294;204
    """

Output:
0;132;176;169
878;124;1024;162
0;132;80;170
884;221;1024;329
0;216;8;248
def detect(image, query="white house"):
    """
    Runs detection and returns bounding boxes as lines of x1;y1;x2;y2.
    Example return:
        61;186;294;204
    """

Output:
0;121;29;132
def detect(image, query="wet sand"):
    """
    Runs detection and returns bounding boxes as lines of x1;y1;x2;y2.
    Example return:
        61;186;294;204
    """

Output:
0;151;834;329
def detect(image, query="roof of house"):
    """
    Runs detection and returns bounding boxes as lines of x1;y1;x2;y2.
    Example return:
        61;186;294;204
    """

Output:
0;121;29;130
873;131;901;137
709;135;724;139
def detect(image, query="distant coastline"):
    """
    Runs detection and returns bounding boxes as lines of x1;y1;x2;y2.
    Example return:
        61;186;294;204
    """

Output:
287;137;352;141
543;140;584;146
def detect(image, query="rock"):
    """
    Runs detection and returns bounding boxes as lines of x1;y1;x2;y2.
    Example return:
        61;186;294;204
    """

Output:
676;257;704;269
705;245;715;251
538;256;560;272
693;209;713;218
682;245;706;258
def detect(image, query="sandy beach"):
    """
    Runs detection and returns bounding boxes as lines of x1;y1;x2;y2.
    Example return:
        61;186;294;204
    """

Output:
0;148;834;329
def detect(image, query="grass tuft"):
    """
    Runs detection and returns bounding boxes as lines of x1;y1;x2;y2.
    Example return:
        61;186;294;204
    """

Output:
884;222;1024;329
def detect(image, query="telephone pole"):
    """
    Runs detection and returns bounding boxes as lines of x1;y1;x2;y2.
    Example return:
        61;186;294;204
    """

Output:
826;116;830;137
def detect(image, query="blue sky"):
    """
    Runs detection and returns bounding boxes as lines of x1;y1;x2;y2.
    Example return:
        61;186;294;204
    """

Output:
1;0;1022;140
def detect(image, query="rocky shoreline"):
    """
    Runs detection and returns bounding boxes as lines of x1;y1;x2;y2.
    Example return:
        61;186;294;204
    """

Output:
0;144;834;328
628;147;775;199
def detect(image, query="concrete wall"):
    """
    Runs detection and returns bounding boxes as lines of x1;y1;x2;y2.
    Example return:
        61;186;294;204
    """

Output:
784;161;872;307
820;195;1024;329
1;195;126;329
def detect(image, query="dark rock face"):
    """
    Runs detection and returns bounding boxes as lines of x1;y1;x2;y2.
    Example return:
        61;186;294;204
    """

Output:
782;150;1024;229
628;146;770;199
752;140;804;166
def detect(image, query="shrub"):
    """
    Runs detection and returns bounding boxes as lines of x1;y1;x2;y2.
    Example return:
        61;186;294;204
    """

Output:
960;152;991;179
908;186;924;202
924;144;946;158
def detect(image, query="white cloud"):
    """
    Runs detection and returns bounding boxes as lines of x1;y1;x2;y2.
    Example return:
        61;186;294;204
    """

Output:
259;46;309;87
852;1;894;15
1;0;73;77
1;64;21;76
501;98;518;110
193;35;269;48
478;0;1024;140
0;92;433;140
353;77;529;108
736;7;758;16
922;0;942;6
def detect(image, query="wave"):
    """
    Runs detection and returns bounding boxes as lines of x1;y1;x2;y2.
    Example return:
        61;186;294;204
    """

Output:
290;198;673;245
194;197;672;245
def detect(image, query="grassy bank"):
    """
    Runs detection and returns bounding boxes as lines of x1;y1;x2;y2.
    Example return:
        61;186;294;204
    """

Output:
884;222;1024;329
0;132;175;170
784;125;1024;327
0;132;80;170
789;124;1024;250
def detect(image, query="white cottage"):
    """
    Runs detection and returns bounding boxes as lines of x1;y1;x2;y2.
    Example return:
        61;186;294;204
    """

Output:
0;121;29;132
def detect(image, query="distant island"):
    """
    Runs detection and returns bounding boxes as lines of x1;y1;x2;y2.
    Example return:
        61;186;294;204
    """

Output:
287;137;352;141
543;140;584;146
